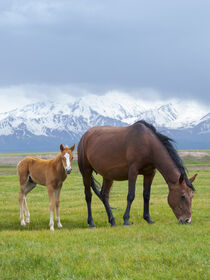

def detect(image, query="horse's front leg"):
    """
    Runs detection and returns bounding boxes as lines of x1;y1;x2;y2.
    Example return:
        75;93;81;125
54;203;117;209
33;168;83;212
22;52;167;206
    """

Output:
143;170;156;224
48;185;56;231
123;166;138;226
55;187;63;228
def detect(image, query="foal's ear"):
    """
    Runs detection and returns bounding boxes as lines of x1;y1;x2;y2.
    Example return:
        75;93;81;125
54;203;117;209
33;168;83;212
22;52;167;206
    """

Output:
179;173;184;184
189;173;198;183
60;144;64;152
70;143;75;151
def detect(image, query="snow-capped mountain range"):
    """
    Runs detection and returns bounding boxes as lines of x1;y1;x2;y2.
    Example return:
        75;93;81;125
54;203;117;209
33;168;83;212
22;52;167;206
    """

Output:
0;93;209;152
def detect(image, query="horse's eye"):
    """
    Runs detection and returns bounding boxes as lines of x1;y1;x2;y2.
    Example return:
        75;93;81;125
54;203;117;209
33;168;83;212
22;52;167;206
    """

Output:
181;194;185;200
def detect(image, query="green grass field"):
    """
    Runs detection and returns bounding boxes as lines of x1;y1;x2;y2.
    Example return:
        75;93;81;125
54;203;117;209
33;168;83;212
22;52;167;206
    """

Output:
0;164;209;280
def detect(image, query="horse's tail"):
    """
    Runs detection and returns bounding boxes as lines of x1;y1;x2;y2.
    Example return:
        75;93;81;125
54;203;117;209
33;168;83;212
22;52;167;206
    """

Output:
90;176;117;209
90;175;103;201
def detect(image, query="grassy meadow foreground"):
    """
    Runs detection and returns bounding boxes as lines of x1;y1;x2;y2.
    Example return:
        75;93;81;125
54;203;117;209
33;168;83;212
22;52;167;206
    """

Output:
0;155;209;280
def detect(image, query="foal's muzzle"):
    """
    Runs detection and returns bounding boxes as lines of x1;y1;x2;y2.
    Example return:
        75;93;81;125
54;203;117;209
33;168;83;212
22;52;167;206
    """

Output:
66;168;72;174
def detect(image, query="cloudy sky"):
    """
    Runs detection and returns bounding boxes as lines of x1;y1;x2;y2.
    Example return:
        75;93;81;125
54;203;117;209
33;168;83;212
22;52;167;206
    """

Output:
0;0;209;112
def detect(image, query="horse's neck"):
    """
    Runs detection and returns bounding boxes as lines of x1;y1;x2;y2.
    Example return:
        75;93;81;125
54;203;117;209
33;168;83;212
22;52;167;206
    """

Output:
153;144;180;186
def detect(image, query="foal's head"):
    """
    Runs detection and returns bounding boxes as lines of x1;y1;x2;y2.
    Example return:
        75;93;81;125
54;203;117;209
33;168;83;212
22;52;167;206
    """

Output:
60;144;75;174
168;174;197;224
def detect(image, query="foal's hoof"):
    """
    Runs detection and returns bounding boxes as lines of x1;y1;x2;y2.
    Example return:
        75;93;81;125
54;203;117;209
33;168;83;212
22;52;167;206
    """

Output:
25;218;30;224
57;223;63;228
20;220;26;226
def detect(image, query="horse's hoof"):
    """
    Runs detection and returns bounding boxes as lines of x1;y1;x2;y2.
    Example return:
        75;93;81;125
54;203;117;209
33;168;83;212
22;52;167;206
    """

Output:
89;223;96;228
144;217;155;224
25;218;30;224
110;218;116;227
50;226;55;231
123;221;130;226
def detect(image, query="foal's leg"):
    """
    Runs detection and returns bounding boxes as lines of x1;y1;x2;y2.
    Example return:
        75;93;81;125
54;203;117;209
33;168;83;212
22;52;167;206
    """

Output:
123;165;138;226
101;178;116;227
19;187;26;226
23;197;30;224
55;187;62;228
23;180;37;224
18;172;28;226
48;185;56;231
143;170;156;224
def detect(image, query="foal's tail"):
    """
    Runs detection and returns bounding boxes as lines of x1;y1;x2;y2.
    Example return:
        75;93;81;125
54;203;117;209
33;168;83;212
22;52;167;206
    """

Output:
17;158;30;185
90;176;103;201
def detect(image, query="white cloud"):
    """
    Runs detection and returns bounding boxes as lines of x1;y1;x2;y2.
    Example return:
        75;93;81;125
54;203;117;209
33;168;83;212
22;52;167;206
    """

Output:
0;84;209;116
0;0;101;26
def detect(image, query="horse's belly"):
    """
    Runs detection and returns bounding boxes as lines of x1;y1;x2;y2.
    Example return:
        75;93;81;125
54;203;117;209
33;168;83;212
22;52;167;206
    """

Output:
96;166;129;181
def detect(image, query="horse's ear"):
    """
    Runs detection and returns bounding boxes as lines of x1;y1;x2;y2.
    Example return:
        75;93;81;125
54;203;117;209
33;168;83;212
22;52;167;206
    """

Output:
70;143;75;151
60;144;64;152
189;174;198;183
179;173;184;184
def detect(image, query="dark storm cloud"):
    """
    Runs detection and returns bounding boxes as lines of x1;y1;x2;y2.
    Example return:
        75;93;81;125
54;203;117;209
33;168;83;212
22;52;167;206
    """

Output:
0;0;209;104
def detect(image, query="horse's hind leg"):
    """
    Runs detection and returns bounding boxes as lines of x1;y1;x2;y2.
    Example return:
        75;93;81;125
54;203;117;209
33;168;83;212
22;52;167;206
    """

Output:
83;172;95;228
143;170;156;224
101;178;116;227
77;145;95;228
123;165;138;226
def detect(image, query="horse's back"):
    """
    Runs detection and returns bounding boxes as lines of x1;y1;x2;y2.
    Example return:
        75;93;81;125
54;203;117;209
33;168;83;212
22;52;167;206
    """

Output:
79;123;151;156
78;123;154;180
78;126;129;159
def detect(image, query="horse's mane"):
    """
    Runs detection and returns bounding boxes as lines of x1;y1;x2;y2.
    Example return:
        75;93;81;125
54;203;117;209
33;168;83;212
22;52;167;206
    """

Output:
136;120;195;191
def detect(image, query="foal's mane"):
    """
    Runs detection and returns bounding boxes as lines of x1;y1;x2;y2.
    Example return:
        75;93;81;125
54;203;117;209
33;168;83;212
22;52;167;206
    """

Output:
136;120;195;191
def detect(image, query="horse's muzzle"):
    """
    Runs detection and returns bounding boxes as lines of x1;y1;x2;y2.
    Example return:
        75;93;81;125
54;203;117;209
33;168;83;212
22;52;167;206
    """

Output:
178;217;192;224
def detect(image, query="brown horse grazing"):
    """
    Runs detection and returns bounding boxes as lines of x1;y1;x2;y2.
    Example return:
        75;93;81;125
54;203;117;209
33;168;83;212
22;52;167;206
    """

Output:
77;120;197;228
17;144;75;231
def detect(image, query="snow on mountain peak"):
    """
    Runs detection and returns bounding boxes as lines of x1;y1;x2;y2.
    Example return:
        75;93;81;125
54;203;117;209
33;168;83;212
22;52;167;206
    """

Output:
0;93;209;138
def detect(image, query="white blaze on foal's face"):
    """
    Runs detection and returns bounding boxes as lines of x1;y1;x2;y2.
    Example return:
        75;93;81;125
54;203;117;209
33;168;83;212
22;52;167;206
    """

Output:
60;144;75;174
64;153;72;174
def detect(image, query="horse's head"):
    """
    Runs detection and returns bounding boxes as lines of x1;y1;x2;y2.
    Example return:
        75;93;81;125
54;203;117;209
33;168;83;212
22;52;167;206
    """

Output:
60;144;75;174
168;174;197;224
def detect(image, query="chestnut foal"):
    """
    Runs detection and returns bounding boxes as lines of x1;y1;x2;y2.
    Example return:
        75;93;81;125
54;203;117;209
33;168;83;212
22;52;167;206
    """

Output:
17;144;75;231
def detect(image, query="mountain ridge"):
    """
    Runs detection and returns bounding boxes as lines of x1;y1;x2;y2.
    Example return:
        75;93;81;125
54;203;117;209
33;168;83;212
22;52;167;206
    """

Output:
0;94;209;152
